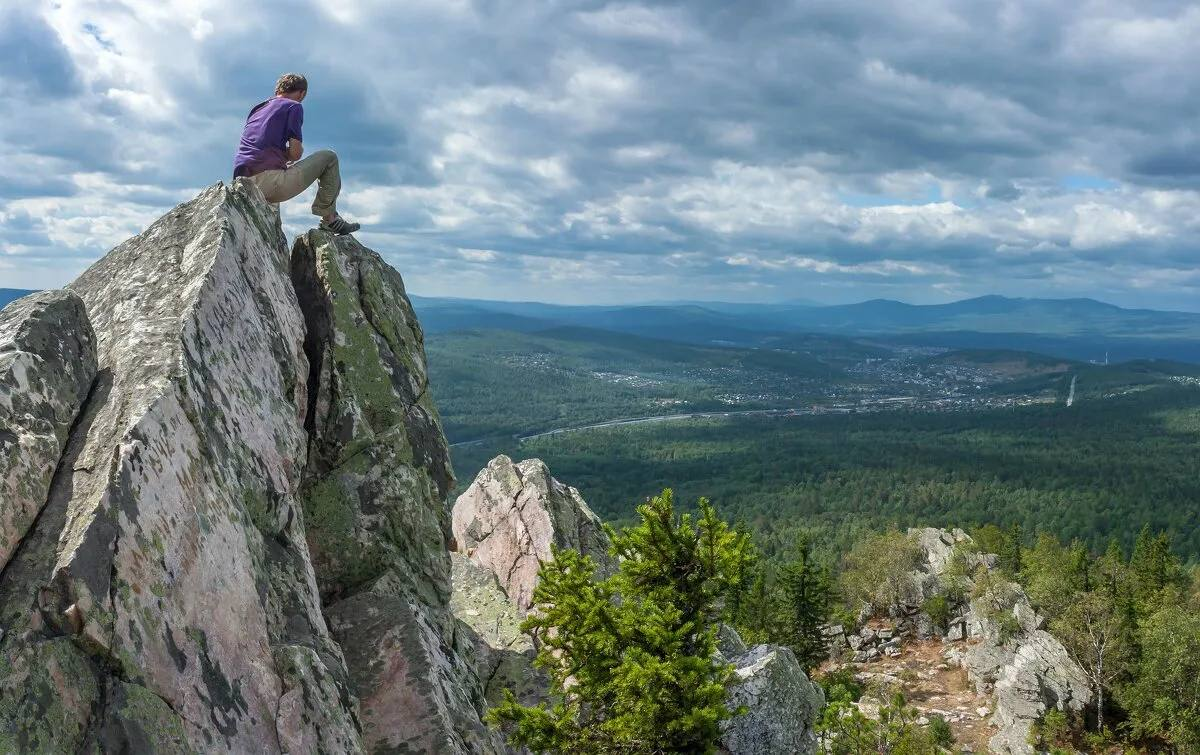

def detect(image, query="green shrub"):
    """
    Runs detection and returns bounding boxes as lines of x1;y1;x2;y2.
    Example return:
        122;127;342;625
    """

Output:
921;595;951;632
818;666;863;704
1029;708;1074;752
995;612;1021;643
927;714;953;749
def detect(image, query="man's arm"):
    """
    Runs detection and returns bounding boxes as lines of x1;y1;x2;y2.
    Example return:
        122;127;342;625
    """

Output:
285;101;304;163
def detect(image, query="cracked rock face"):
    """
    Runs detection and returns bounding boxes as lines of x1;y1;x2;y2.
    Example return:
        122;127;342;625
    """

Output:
0;181;362;753
450;552;543;708
293;230;503;754
0;291;96;573
452;455;616;611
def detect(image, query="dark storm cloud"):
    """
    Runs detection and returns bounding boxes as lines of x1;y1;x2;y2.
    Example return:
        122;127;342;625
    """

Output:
2;0;1200;310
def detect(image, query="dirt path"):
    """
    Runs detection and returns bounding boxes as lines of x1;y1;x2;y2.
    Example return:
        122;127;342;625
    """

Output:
841;638;994;752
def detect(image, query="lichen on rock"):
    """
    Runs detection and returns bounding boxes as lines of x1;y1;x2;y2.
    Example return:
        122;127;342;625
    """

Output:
0;180;363;753
292;230;504;754
718;637;825;755
0;290;96;573
452;454;616;611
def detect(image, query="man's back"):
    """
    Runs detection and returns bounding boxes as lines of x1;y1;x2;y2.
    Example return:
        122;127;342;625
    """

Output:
233;97;303;178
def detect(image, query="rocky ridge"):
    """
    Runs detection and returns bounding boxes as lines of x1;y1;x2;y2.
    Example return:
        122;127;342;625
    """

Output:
0;180;499;753
827;527;1091;755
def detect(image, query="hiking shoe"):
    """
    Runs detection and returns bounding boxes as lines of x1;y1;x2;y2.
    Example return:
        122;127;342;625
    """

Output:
320;216;361;235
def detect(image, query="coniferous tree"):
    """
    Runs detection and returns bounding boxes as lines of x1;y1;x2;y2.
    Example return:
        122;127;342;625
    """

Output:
778;534;833;673
999;522;1023;576
488;489;752;754
1129;526;1182;615
734;566;778;646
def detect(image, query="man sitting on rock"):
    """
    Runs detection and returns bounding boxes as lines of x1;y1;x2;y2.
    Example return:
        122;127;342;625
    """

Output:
233;73;360;235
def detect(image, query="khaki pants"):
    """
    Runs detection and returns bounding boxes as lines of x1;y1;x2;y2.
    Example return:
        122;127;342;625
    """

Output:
252;149;340;218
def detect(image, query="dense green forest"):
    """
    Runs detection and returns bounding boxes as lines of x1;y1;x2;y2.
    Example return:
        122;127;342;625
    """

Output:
451;385;1200;559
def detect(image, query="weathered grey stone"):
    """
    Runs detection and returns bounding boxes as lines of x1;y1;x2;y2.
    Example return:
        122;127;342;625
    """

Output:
719;643;824;755
945;616;967;642
293;230;503;753
983;630;1091;755
0;180;362;752
452;455;616;611
327;571;502;754
1012;595;1044;633
903;529;1093;754
450;552;541;708
913;527;960;574
0;290;96;573
954;569;1090;753
718;622;750;657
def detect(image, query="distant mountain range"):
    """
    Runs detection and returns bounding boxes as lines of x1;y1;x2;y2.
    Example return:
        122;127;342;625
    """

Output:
7;286;1199;363
412;294;1200;364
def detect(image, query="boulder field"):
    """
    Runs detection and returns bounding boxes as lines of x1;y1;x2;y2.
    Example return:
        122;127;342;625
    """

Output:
0;181;822;754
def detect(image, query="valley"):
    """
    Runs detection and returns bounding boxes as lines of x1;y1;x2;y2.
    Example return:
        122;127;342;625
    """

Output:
420;296;1200;564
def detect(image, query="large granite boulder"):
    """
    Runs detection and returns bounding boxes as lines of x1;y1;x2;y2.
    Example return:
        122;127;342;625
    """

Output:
719;634;824;755
0;181;361;752
292;229;502;754
0;291;96;572
452;455;616;611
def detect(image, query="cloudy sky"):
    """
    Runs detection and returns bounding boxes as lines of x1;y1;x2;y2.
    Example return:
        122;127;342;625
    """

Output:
3;1;1200;309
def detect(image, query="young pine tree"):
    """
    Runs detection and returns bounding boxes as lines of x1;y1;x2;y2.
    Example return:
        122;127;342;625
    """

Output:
487;489;753;754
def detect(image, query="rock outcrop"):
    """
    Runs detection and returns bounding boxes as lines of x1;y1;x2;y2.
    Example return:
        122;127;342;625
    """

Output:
452;455;616;611
449;456;612;714
0;181;362;752
0;291;96;572
0;180;497;753
450;552;541;707
0;179;831;753
718;630;825;755
903;528;1091;755
292;229;500;753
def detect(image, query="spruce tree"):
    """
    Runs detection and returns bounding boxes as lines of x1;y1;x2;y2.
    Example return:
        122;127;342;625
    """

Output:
999;522;1023;576
778;534;832;673
488;489;753;754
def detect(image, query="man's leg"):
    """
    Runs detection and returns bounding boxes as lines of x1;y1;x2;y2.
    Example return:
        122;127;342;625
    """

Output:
252;150;341;217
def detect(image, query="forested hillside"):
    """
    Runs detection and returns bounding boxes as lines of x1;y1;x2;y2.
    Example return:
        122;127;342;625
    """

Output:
451;385;1200;559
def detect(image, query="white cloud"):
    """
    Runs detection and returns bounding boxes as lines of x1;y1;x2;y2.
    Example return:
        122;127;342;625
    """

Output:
3;0;1200;309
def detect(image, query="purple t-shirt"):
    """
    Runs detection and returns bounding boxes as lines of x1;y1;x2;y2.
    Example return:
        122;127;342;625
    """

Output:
232;97;304;178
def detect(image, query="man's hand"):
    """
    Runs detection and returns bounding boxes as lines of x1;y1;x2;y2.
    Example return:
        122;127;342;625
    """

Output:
287;139;304;162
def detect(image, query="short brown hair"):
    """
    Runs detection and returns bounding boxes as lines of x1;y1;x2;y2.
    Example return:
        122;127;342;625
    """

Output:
275;73;308;95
